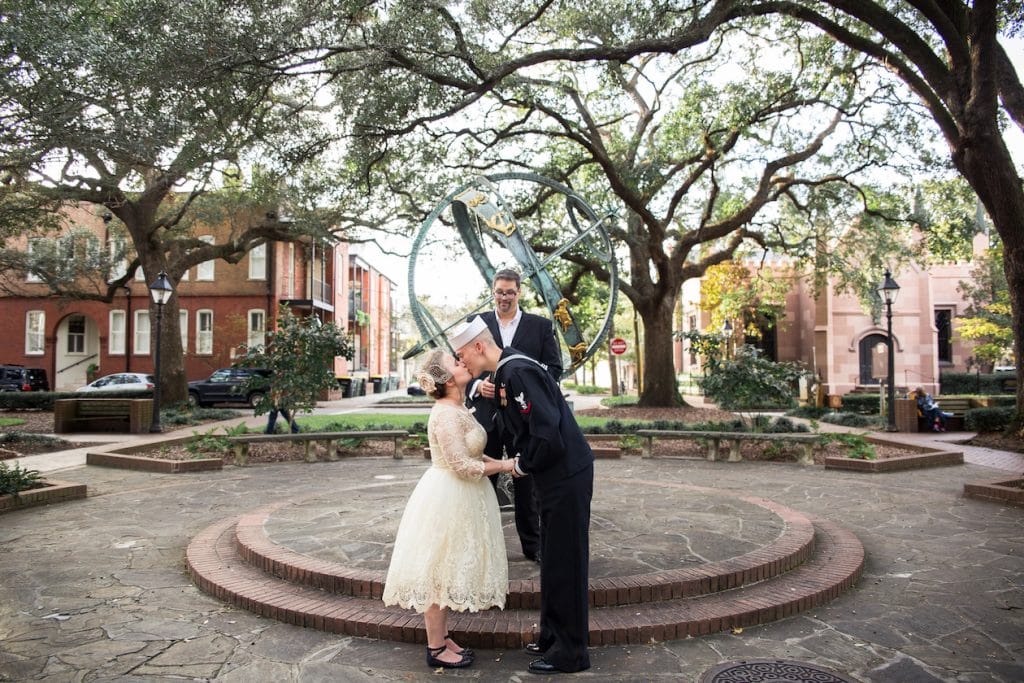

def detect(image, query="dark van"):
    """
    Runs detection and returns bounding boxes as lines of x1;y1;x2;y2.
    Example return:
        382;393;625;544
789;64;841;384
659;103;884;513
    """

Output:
0;365;50;392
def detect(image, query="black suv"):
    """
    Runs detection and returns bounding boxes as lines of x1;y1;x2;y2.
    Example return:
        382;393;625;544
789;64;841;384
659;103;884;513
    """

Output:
187;368;270;407
0;364;50;392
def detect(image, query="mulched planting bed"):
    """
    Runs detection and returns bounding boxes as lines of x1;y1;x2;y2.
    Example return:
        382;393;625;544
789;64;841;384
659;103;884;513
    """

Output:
578;405;922;464
142;439;401;466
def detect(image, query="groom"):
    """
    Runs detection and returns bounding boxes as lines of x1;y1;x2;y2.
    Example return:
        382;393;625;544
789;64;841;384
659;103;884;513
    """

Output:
465;269;562;563
449;316;593;675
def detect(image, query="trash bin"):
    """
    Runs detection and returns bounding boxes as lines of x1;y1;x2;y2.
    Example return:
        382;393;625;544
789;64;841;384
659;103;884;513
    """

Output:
337;377;354;398
353;378;366;396
370;376;384;394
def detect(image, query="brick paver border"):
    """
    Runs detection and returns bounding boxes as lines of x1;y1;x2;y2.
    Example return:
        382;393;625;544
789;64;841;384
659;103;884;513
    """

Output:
186;483;864;648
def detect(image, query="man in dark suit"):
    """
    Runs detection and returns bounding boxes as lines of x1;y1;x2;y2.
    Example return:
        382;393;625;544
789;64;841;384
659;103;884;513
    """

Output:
450;317;592;675
466;269;562;563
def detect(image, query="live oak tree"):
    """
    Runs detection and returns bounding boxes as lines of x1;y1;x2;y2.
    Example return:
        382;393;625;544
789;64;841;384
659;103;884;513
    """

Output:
318;7;924;406
0;0;344;402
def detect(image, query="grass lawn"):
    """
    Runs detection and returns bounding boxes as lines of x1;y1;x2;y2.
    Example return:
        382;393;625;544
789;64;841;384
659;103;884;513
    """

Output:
292;413;647;432
0;417;26;429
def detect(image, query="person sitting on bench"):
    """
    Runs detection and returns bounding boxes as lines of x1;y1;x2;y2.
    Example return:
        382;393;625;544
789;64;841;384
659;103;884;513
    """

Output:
913;387;948;432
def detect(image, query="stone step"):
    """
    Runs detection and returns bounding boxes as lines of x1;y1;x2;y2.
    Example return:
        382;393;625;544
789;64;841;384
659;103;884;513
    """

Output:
231;497;817;607
187;512;862;648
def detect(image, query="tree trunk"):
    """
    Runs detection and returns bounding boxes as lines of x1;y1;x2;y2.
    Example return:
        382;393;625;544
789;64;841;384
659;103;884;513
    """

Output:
958;123;1024;431
637;298;684;407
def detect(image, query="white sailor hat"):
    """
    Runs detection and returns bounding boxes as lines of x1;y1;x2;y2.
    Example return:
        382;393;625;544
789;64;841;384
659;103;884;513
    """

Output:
447;317;488;350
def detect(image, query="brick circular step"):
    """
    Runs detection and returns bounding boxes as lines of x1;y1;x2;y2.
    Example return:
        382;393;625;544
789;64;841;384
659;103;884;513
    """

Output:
187;478;863;647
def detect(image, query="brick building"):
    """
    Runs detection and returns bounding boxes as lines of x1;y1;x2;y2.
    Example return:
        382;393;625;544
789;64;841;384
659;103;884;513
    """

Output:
0;203;396;392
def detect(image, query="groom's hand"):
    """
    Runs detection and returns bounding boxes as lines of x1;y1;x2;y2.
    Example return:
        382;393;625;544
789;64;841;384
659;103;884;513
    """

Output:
480;377;496;399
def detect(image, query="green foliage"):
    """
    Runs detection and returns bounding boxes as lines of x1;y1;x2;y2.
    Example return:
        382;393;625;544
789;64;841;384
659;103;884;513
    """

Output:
965;407;1016;433
786;406;831;419
820;433;876;460
835;394;881;415
916;178;980;262
572;385;610;395
617;434;643;452
939;372;1012;395
956;243;1013;368
185;423;250;457
600;395;639;408
0;461;43;495
698;346;807;420
820;412;880;428
239;307;354;419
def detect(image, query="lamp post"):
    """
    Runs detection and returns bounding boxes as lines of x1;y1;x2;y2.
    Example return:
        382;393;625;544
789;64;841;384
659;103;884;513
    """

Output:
878;269;900;432
123;285;132;372
721;319;733;360
148;271;173;433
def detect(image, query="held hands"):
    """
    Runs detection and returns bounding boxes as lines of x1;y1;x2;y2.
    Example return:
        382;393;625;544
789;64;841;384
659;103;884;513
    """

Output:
480;377;496;399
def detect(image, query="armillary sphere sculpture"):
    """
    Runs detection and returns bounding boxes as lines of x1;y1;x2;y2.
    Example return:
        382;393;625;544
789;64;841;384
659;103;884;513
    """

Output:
404;172;618;378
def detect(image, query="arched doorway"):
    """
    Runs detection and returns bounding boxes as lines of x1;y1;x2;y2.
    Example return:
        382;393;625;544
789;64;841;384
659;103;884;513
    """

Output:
858;333;889;386
54;314;100;391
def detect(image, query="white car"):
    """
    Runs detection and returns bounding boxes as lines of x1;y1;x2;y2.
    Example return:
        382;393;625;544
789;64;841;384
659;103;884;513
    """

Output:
77;372;156;394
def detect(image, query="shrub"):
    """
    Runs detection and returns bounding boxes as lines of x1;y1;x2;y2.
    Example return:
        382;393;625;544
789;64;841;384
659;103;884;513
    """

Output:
820;433;876;460
940;372;1009;395
0;461;43;495
186;423;249;456
965;407;1016;433
573;384;609;395
600;395;638;408
786;405;830;419
699;346;806;415
836;394;881;415
820;412;879;428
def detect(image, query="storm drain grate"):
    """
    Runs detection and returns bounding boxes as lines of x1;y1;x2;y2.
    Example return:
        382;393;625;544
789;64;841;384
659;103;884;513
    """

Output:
700;659;857;683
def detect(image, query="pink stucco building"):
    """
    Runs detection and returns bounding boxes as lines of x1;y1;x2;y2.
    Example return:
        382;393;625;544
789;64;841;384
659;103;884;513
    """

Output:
676;231;990;398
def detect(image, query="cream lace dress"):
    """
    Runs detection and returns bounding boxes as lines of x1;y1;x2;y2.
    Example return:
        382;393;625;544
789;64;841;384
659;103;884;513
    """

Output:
382;401;508;613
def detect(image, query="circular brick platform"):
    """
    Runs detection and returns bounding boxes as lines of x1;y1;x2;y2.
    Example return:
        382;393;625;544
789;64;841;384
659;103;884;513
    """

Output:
186;477;864;648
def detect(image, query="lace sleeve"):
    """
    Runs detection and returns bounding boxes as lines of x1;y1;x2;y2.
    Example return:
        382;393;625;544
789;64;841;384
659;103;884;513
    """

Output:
431;408;486;480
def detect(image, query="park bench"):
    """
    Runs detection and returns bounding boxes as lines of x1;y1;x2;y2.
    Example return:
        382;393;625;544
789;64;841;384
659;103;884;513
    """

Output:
226;429;409;466
53;398;153;434
636;429;821;466
1000;376;1017;393
897;397;971;432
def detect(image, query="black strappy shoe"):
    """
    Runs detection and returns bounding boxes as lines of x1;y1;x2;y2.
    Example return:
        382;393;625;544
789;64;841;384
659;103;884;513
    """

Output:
426;644;473;669
445;633;474;657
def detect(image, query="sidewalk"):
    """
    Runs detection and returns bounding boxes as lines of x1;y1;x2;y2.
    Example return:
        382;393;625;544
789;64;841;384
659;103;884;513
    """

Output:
1;431;1021;681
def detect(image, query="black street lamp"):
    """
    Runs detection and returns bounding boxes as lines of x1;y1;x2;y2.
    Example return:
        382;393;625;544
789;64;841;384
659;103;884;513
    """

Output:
148;271;174;433
878;269;900;432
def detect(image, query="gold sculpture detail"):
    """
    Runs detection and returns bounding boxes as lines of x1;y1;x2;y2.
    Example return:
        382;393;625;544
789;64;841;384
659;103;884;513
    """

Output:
553;298;573;332
568;342;587;365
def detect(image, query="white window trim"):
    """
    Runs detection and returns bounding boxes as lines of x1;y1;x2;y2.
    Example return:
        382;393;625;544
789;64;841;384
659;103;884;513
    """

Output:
196;236;215;281
134;310;151;355
197;309;213;355
247;309;266;350
25;310;45;355
109;310;126;355
249;243;267;280
179;309;189;354
26;240;43;283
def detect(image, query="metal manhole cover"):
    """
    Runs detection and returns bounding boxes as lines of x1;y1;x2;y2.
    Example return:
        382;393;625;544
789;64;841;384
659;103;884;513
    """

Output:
701;659;857;683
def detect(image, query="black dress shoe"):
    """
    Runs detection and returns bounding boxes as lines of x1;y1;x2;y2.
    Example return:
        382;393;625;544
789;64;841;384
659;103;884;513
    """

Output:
525;552;542;564
524;642;547;655
528;659;562;675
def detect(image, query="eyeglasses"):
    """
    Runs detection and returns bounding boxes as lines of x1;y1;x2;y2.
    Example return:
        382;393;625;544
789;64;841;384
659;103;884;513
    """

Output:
493;289;519;298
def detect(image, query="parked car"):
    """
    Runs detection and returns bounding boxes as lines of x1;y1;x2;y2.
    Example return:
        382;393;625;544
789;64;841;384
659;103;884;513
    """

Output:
76;372;155;394
406;382;426;396
187;368;271;408
0;364;50;392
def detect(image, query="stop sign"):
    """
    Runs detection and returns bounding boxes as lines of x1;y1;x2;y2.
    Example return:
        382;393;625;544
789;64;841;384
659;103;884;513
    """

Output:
610;338;627;355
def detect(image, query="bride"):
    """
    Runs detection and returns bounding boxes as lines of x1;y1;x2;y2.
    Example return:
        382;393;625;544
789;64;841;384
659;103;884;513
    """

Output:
382;348;516;669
